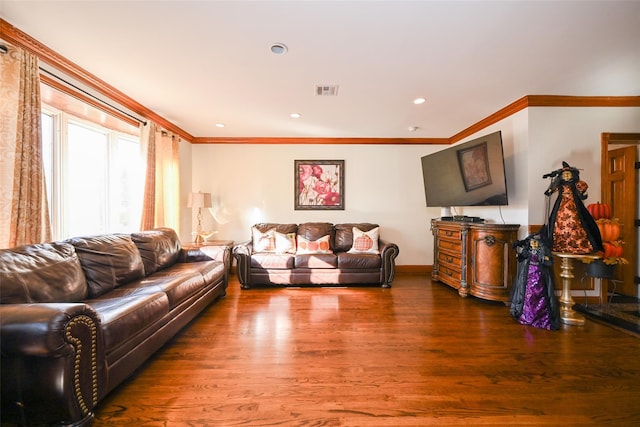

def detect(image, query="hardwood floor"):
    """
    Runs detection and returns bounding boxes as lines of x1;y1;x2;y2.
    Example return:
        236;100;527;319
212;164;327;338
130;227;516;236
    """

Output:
94;275;640;426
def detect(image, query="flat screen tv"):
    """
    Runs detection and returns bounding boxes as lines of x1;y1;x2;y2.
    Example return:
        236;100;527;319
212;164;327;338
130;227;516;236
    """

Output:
421;131;508;208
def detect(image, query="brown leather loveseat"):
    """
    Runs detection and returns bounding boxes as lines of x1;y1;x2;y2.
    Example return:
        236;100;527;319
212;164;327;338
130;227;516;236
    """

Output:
233;222;399;288
0;227;230;427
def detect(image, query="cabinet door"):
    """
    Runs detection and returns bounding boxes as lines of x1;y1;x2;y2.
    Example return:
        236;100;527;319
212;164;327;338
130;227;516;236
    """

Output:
469;230;514;302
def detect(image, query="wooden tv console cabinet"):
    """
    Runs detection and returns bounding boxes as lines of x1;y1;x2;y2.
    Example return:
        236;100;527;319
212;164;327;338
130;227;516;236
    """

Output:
431;219;520;303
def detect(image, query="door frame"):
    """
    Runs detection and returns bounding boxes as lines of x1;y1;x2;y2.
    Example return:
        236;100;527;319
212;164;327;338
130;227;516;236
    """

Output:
601;133;639;297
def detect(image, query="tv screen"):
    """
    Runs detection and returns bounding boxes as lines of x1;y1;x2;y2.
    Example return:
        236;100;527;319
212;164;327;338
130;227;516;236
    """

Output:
421;131;508;207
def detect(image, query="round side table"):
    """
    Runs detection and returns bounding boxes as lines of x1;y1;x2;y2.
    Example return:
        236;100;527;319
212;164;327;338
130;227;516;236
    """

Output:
552;252;601;326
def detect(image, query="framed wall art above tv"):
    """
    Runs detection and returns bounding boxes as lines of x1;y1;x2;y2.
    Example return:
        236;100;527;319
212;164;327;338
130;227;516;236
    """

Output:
457;141;492;191
421;130;508;208
294;160;344;210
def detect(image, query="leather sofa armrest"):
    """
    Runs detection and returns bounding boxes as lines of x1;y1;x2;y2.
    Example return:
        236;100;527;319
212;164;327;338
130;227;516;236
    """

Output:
181;245;230;267
379;239;400;287
232;241;253;288
1;303;100;357
1;303;103;426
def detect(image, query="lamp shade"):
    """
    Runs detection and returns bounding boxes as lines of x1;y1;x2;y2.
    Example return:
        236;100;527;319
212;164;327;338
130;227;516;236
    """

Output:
188;192;212;208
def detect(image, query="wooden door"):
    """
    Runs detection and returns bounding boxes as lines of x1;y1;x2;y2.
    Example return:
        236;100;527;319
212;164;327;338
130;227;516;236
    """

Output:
601;134;639;297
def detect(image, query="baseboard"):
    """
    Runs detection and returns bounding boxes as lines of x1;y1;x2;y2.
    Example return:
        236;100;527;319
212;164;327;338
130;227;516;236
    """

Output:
396;265;432;275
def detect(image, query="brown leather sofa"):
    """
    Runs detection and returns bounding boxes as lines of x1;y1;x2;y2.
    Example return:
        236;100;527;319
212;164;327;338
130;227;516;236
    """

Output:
0;228;230;427
233;222;399;288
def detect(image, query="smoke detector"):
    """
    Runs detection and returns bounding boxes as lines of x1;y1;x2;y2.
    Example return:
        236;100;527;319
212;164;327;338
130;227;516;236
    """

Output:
315;85;339;96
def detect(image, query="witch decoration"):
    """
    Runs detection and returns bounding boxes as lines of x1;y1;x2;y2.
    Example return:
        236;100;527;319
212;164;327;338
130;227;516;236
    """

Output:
540;161;603;254
510;233;560;330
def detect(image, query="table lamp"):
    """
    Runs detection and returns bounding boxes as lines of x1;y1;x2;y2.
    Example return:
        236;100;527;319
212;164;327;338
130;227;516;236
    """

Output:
187;191;212;244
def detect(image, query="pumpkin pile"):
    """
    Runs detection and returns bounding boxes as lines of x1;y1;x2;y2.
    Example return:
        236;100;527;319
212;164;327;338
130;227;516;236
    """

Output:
587;202;628;265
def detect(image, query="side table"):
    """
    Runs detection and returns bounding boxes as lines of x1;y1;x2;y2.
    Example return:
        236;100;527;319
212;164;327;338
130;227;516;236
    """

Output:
184;240;234;253
552;252;601;326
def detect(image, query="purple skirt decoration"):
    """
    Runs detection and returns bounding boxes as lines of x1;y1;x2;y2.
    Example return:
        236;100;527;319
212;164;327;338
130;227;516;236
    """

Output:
518;254;552;330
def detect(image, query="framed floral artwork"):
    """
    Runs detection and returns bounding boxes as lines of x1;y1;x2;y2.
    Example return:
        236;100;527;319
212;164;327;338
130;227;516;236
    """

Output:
294;160;344;210
456;142;492;192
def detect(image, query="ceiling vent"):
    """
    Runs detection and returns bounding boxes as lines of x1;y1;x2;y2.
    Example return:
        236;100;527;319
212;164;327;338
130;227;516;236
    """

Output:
315;85;339;96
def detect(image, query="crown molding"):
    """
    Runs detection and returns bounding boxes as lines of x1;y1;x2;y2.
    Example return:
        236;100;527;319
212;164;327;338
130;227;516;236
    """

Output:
191;137;449;145
449;95;640;145
0;18;193;141
449;96;530;144
526;95;640;107
3;18;638;146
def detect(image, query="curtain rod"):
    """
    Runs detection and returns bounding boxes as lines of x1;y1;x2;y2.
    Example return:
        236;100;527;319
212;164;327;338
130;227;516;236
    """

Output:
39;67;147;126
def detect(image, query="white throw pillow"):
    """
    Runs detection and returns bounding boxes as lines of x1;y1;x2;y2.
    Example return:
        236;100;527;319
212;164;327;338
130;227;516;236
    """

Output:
275;231;297;254
296;234;333;254
252;227;276;252
348;226;380;254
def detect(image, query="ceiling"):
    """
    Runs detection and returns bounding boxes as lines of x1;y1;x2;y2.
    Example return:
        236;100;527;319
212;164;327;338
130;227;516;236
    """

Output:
1;1;639;140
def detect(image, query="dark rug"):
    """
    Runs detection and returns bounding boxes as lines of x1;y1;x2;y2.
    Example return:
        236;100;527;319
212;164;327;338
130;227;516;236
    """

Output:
574;295;640;336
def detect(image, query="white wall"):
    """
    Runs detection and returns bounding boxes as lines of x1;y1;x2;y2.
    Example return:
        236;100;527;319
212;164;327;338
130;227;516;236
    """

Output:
527;107;640;224
184;106;640;266
189;144;443;265
428;106;640;237
447;109;530;233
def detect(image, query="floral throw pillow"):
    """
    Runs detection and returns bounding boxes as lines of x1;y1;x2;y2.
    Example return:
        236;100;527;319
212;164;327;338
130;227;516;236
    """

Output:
348;226;380;254
296;234;332;254
252;227;276;253
275;231;297;254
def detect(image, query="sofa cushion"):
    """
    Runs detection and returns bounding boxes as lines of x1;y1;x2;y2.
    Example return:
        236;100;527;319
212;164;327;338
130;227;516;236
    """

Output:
252;226;276;252
297;223;334;246
85;289;169;356
252;223;298;235
68;234;145;298
126;269;202;309
132;261;225;309
296;235;332;254
131;228;181;275
334;223;379;252
275;231;297;254
0;242;88;304
251;253;295;269
185;261;226;286
348;226;380;254
295;253;338;269
337;252;382;269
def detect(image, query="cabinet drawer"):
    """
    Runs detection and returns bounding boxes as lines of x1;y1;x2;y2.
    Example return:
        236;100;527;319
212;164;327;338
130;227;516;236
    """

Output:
438;251;462;269
439;239;461;253
439;264;462;282
438;228;462;241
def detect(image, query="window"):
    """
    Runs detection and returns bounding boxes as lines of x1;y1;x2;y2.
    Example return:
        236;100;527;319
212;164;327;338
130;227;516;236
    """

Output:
41;108;144;240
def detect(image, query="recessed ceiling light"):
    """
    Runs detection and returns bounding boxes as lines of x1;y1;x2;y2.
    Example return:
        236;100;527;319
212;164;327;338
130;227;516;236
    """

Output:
215;123;225;128
270;43;288;55
290;113;301;119
413;97;426;105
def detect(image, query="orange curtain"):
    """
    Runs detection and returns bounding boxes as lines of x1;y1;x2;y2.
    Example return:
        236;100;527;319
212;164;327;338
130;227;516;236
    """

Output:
0;44;51;248
139;122;180;231
139;121;157;230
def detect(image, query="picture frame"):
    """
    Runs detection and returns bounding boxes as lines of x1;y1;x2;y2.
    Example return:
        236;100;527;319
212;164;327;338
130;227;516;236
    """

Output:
294;160;345;210
457;142;492;192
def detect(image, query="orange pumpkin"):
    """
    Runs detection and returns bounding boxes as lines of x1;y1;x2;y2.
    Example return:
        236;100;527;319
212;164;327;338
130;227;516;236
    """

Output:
587;202;611;220
597;219;621;242
603;241;623;258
